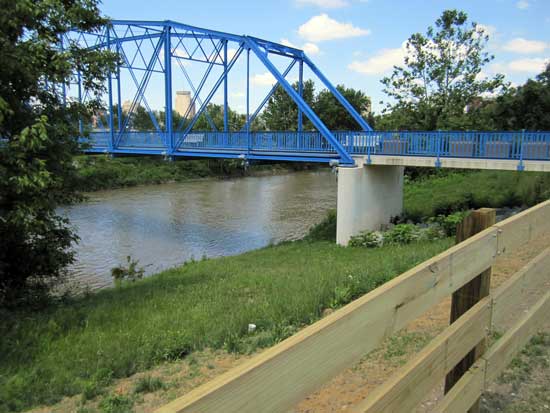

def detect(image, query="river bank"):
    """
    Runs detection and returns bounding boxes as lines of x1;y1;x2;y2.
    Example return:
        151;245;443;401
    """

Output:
75;155;322;191
2;169;550;412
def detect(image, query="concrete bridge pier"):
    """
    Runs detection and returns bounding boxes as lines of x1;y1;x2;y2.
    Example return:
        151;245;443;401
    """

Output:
336;163;404;246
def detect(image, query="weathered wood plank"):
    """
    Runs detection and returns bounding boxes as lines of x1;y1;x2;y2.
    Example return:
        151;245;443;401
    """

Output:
445;209;495;413
435;361;486;413
436;290;550;413
354;298;491;413
495;199;550;255
492;247;550;330
155;229;498;413
485;289;550;384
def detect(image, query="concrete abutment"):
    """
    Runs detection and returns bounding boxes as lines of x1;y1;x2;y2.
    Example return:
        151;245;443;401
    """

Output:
336;164;404;246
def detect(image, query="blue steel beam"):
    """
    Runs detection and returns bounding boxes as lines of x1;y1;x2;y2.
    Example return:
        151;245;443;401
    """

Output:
164;26;173;151
223;40;228;132
106;27;115;150
116;43;123;132
245;38;355;165
241;58;297;132
302;54;373;132
175;58;217;131
246;48;250;154
110;20;304;56
174;45;245;150
116;34;165;145
298;59;303;132
174;40;224;131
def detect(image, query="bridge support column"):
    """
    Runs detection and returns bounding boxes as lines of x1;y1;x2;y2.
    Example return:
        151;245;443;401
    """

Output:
336;164;404;246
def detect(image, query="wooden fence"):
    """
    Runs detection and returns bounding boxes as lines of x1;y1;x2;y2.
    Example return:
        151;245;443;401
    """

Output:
156;200;550;413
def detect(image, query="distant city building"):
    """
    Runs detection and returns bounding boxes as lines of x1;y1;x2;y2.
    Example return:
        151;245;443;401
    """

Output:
122;100;132;113
175;91;195;118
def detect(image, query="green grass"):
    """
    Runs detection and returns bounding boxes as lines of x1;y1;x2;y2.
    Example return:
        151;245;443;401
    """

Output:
482;332;550;412
3;168;549;412
404;170;550;221
0;238;452;412
133;376;166;394
307;170;550;242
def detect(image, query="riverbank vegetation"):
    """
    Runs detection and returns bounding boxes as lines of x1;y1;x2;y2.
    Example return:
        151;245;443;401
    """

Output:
3;167;550;411
74;155;320;191
307;169;550;242
0;238;452;412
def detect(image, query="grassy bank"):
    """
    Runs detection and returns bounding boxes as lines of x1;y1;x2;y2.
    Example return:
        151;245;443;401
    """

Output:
0;239;452;412
403;170;550;221
306;170;550;242
2;169;549;412
74;155;320;191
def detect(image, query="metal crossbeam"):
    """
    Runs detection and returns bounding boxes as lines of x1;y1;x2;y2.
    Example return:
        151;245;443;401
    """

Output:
70;19;387;165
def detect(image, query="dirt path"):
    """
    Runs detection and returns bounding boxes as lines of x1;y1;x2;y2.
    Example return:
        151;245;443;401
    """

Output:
27;232;550;413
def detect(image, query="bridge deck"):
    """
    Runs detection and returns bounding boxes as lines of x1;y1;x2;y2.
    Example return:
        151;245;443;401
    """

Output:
83;130;550;170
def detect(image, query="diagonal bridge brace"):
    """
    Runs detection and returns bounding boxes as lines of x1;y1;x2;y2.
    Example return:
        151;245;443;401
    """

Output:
244;37;355;166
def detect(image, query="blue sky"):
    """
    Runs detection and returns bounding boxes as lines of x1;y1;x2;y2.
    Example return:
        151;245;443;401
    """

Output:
100;0;550;114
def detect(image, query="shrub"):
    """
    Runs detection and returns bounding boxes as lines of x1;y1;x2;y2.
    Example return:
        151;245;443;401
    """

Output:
133;376;165;394
385;224;420;244
431;211;470;237
99;393;134;413
111;256;145;286
349;231;383;248
305;209;336;241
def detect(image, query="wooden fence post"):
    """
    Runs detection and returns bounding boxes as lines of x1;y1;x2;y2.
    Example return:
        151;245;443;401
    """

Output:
444;208;496;412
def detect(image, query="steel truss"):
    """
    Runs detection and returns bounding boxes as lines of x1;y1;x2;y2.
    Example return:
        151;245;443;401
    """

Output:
65;19;375;165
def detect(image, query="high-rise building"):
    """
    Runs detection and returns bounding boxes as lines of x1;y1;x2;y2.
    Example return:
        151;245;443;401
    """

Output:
175;91;195;118
121;100;132;113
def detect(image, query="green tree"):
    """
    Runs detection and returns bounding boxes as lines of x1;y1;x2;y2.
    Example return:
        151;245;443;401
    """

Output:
380;9;505;130
130;104;160;131
0;1;116;306
263;80;315;130
484;63;550;130
193;103;246;131
315;85;372;130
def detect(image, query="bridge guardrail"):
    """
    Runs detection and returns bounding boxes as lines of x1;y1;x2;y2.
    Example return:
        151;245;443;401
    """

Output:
80;130;550;162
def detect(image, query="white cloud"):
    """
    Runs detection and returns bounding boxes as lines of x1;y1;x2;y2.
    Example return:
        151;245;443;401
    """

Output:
503;37;548;54
173;48;189;58
296;0;349;8
214;48;238;64
252;72;276;86
516;0;529;9
303;42;321;55
349;38;477;76
508;58;548;73
298;14;370;42
348;44;406;75
490;58;549;75
280;38;320;55
489;62;506;73
280;38;296;48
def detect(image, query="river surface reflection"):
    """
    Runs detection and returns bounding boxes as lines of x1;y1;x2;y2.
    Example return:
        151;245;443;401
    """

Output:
60;170;337;289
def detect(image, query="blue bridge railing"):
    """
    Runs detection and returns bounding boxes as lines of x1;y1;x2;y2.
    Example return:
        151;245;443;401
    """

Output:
82;130;550;163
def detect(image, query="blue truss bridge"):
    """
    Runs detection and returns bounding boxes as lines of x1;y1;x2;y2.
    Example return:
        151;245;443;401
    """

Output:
84;130;550;170
67;20;550;172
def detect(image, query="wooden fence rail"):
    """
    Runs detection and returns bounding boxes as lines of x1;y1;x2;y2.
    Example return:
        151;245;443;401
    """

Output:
156;200;550;413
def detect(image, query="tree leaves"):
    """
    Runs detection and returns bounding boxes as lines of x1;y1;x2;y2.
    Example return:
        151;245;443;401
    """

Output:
0;0;115;307
380;9;506;130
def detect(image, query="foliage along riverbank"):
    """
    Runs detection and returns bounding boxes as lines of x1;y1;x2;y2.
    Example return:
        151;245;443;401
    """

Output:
0;239;452;413
74;155;322;191
306;169;550;242
1;169;550;412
